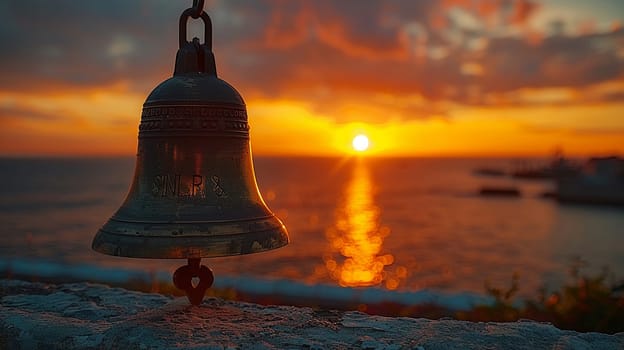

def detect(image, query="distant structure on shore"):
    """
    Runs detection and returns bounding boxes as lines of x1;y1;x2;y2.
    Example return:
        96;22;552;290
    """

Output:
475;154;624;206
556;156;624;206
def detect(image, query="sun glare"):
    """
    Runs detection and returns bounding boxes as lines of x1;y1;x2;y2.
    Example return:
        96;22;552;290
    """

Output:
352;134;369;152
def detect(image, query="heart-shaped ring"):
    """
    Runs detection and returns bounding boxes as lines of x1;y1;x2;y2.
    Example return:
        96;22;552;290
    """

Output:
173;259;214;305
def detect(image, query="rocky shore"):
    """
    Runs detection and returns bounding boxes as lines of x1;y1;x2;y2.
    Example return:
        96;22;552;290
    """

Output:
1;279;622;349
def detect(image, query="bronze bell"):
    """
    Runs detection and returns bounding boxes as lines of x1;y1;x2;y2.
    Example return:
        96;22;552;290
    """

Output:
91;1;289;305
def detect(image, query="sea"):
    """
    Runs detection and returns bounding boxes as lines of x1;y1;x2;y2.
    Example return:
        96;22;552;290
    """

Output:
1;156;622;301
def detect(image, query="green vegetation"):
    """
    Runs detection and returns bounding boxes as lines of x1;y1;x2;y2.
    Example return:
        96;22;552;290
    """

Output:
458;262;624;334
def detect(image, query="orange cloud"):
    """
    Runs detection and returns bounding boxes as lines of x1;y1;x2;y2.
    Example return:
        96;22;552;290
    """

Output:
0;89;141;156
0;1;623;157
509;0;540;25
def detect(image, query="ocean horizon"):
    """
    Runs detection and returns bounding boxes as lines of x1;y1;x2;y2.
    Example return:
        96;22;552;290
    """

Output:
1;156;622;300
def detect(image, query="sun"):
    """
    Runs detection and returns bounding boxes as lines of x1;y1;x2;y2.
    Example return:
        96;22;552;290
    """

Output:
352;134;369;152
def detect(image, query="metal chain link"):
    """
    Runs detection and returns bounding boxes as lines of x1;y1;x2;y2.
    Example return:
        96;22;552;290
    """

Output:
191;0;205;19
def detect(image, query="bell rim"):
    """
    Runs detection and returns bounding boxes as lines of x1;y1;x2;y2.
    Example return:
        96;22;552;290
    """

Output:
106;214;277;225
92;224;289;259
92;212;289;259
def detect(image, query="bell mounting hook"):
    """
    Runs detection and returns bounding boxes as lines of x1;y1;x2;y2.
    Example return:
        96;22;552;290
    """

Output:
179;0;212;50
175;0;216;75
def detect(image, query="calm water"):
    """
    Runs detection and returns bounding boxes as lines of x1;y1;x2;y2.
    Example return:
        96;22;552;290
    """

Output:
0;157;622;297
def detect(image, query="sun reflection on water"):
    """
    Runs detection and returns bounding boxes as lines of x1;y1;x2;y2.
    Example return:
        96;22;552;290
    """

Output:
325;160;401;289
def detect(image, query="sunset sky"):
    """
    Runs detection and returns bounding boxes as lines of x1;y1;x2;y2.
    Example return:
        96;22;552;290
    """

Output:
0;0;623;157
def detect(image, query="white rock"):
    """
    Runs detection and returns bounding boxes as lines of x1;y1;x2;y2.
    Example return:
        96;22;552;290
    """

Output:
1;279;622;349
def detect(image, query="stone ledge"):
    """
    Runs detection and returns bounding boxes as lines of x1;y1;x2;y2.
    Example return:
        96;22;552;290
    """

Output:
1;279;622;350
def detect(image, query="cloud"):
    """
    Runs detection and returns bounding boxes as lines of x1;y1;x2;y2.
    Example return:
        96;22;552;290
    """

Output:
521;123;624;136
209;0;624;120
478;29;624;91
0;0;180;91
0;103;62;121
0;0;623;123
509;0;540;25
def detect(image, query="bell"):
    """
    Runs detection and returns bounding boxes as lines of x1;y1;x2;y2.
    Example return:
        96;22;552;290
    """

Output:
91;1;289;305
